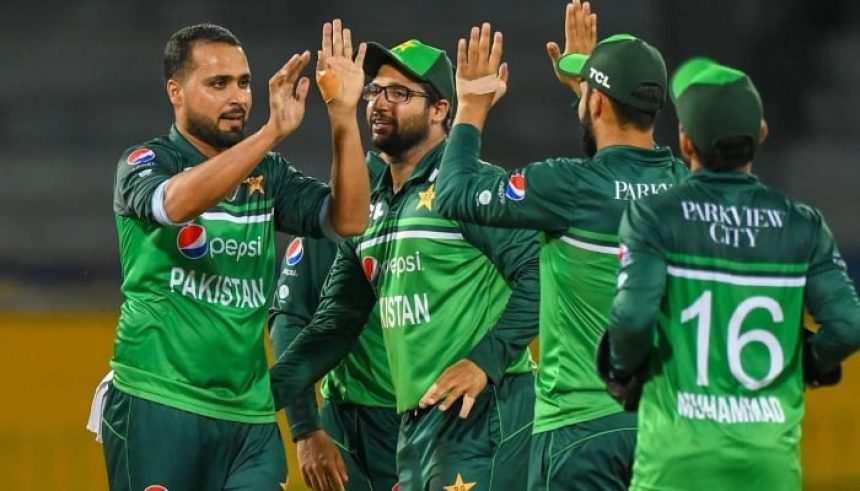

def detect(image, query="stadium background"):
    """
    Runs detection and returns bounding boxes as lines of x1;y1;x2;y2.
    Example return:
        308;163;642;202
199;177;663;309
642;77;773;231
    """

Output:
1;1;858;489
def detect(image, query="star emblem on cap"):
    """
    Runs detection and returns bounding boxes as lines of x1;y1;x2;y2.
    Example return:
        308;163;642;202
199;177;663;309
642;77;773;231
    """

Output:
244;175;265;196
416;184;435;211
443;473;476;491
394;39;421;53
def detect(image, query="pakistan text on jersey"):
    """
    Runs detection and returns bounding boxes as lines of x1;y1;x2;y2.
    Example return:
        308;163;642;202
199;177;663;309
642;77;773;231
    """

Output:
677;391;786;424
169;267;267;309
379;293;431;329
682;201;786;248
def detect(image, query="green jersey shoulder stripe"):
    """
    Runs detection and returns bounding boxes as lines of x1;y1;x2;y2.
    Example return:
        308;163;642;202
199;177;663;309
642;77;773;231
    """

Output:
200;211;273;224
357;230;464;253
666;265;807;287
560;234;619;255
666;252;808;275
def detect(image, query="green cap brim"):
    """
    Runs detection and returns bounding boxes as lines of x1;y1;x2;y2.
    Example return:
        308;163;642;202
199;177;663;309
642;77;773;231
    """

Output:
557;53;589;77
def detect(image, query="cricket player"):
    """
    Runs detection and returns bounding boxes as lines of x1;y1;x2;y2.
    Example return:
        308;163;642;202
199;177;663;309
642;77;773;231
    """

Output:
97;21;370;490
600;57;860;491
270;160;398;491
270;39;540;491
433;9;688;490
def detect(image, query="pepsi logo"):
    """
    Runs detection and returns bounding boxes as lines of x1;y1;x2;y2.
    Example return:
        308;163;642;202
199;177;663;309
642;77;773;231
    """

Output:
144;486;169;491
505;174;526;201
127;147;155;166
176;224;208;259
362;256;378;281
286;238;304;266
618;243;631;266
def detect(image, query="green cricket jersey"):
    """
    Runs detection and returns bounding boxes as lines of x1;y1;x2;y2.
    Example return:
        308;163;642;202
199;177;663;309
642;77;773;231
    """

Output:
112;125;334;423
271;141;539;414
608;170;860;490
435;123;689;433
269;235;395;438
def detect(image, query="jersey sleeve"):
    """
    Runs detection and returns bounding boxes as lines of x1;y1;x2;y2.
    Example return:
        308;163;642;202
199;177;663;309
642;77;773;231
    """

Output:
607;199;668;375
269;237;338;440
803;211;860;373
113;144;181;223
459;222;541;385
435;123;583;233
270;154;335;239
269;239;376;410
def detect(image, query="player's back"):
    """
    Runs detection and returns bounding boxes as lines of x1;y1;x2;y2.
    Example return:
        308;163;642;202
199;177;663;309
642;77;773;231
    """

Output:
629;169;824;490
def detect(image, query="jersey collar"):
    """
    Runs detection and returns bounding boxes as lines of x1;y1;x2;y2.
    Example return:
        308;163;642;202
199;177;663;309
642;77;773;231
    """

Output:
687;169;763;187
369;140;447;193
593;144;675;166
168;125;208;163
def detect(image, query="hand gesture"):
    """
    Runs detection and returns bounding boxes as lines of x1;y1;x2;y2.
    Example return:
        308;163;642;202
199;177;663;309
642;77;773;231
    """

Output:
266;51;312;141
316;18;367;111
297;430;349;491
456;22;509;113
419;359;489;419
546;0;597;95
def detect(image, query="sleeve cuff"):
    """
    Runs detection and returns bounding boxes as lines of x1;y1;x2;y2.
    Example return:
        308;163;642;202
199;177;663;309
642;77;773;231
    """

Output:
151;180;189;227
466;341;504;386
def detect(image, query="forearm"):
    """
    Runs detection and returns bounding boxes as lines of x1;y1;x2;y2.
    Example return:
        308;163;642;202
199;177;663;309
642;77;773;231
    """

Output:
467;257;540;384
608;253;666;375
164;125;280;222
453;102;490;133
328;108;369;237
270;316;322;438
806;269;860;372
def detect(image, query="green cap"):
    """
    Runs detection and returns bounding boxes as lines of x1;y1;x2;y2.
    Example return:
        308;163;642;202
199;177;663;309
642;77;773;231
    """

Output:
670;57;763;154
557;34;667;112
363;39;455;104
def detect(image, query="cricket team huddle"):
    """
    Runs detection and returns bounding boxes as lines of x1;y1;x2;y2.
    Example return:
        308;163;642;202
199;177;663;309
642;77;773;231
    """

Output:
90;2;860;490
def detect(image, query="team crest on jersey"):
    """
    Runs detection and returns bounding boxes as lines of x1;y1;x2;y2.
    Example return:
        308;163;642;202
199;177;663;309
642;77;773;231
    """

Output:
362;256;379;281
144;486;169;491
176;224;208;259
286;238;304;266
443;473;477;491
127;147;155;165
618;243;631;266
505;174;526;201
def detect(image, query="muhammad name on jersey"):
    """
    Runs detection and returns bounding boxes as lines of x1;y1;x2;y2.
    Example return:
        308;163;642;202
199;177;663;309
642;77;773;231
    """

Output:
676;391;786;424
681;201;786;248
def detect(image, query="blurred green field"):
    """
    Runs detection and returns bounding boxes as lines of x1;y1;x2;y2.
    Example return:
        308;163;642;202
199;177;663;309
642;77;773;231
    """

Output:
1;312;858;490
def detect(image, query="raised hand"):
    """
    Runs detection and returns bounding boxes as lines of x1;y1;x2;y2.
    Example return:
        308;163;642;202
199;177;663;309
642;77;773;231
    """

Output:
456;22;508;113
546;0;597;95
266;51;312;141
316;18;367;111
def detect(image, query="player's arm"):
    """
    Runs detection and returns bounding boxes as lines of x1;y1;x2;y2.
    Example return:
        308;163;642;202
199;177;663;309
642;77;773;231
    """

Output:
270;240;375;410
420;224;540;418
161;52;314;224
269;237;336;441
436;23;580;232
315;19;370;237
605;200;667;376
802;211;860;377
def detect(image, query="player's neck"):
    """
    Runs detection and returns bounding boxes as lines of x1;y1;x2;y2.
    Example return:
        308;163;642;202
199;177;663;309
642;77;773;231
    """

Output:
690;159;753;174
596;126;656;152
382;132;445;193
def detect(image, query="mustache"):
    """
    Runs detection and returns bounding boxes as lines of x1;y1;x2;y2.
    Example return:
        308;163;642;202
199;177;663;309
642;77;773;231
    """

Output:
220;106;247;119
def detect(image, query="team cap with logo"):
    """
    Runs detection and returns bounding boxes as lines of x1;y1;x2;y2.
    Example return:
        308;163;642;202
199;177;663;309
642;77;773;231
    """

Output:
670;57;764;155
363;39;455;104
557;34;667;113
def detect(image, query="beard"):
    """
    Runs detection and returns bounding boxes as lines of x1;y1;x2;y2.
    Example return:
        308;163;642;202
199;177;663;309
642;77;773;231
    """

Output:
370;108;431;157
185;106;246;150
580;92;598;158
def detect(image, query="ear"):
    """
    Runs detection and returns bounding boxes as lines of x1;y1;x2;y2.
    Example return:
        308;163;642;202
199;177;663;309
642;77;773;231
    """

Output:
431;99;450;125
590;89;605;120
678;125;696;163
759;119;769;144
167;79;182;107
